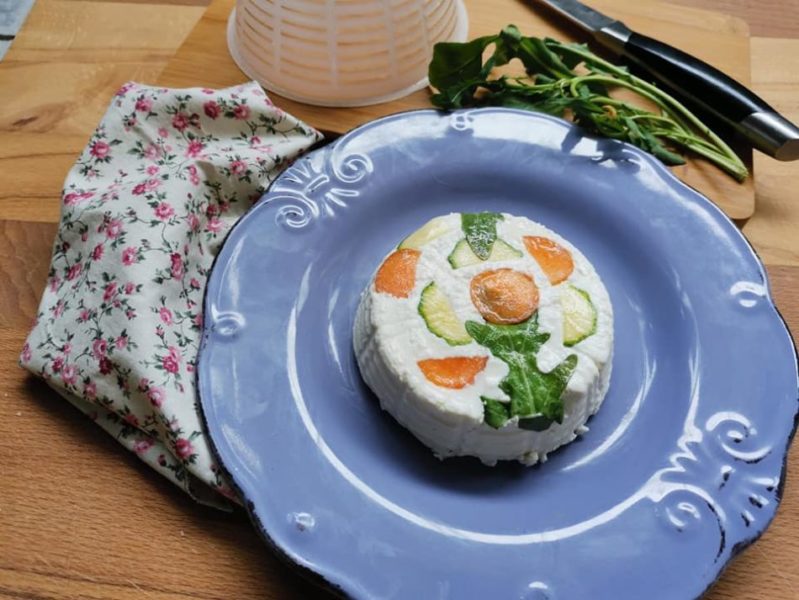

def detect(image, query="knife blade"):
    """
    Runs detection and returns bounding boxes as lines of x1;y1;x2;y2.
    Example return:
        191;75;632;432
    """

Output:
535;0;799;161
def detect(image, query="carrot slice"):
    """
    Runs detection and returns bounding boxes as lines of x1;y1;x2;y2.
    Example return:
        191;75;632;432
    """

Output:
470;268;539;325
418;356;489;389
374;249;420;298
523;236;574;285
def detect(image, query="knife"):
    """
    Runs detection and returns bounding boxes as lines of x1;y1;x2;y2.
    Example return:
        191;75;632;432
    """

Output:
535;0;799;161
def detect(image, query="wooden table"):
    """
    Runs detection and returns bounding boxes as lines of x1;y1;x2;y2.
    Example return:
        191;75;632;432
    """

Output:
1;1;797;599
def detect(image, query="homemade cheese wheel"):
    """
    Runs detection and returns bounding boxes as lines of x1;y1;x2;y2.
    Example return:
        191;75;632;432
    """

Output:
353;212;613;465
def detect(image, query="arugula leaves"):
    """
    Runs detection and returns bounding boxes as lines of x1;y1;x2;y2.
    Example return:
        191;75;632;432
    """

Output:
466;314;577;430
428;25;748;182
428;36;498;104
461;212;503;260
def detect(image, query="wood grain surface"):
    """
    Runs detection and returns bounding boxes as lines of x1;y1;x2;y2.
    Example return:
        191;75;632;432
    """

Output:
157;0;757;219
1;1;798;599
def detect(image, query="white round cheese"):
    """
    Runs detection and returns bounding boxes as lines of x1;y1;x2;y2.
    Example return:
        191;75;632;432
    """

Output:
353;212;613;466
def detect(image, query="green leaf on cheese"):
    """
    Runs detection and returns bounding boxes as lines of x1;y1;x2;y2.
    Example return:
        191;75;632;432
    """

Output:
461;212;503;260
481;397;511;429
466;314;577;429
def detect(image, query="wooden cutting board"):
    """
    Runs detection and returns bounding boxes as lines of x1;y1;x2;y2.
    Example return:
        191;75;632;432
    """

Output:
157;0;755;219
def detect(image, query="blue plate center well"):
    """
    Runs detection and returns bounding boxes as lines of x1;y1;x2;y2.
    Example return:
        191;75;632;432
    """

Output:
291;157;698;535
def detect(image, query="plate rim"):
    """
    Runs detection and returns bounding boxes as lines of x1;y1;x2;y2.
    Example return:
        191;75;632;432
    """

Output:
197;107;799;599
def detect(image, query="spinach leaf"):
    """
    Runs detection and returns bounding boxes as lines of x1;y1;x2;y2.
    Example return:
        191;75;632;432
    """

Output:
461;212;503;260
466;315;578;429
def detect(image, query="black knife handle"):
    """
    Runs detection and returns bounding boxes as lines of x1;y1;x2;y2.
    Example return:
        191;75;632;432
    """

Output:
618;31;799;160
622;32;772;123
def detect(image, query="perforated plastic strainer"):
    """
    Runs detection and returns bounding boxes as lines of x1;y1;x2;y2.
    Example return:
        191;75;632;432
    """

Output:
227;0;468;107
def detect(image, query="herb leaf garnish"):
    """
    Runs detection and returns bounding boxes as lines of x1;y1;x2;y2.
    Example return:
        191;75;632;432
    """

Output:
429;25;748;182
461;212;503;260
466;314;577;429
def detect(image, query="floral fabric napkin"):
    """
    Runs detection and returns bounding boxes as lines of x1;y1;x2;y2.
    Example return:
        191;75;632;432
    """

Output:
20;81;323;506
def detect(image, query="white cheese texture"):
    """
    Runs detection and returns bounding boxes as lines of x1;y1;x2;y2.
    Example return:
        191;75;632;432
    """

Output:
353;213;613;465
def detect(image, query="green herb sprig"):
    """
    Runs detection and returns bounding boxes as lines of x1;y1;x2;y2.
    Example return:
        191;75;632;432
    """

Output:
466;315;577;431
429;25;748;182
461;212;502;259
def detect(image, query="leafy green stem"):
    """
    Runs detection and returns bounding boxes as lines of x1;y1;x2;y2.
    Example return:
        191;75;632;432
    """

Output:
549;41;747;180
428;26;749;182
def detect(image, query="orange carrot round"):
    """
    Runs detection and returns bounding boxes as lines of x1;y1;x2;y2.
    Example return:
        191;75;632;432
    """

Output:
374;248;420;298
418;356;489;389
470;268;539;325
523;236;574;285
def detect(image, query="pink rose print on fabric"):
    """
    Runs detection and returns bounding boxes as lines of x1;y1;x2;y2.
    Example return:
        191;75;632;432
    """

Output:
170;253;184;278
148;386;165;407
159;307;173;325
64;190;94;206
144;144;161;161
154;202;175;221
172;112;190;131
92;339;107;359
116;82;135;97
98;356;112;375
230;160;246;176
175;438;194;460
187;165;200;186
186;140;204;158
106;219;123;239
162;346;181;374
21;81;322;507
90;141;111;160
61;364;78;386
206;216;222;233
66;263;82;281
103;282;118;302
122;247;138;266
204;101;221;119
135;97;153;112
133;438;155;454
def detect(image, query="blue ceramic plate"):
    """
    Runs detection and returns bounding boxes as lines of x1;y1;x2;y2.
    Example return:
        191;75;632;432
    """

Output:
199;109;798;599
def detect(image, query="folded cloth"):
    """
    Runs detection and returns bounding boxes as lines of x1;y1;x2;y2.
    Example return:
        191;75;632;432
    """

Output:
20;81;322;507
